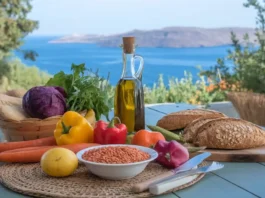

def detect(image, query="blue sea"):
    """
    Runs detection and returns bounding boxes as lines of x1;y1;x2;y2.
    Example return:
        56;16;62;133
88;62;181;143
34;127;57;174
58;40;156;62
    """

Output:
15;36;233;87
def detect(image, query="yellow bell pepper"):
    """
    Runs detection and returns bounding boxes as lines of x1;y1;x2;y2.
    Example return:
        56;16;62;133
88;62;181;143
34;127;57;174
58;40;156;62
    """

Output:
54;111;94;145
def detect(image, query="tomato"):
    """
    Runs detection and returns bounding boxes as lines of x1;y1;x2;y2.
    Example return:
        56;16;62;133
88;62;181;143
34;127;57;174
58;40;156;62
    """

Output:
131;130;165;148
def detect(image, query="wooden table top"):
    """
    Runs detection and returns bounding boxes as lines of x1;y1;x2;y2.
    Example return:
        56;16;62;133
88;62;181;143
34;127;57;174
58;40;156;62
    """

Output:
0;103;264;198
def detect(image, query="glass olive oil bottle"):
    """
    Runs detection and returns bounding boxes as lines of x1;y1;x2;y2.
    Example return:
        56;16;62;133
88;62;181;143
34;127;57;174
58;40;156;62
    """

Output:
114;37;145;132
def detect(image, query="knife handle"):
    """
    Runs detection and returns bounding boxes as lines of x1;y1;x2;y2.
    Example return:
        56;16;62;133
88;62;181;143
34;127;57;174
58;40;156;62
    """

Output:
131;171;174;193
149;174;198;195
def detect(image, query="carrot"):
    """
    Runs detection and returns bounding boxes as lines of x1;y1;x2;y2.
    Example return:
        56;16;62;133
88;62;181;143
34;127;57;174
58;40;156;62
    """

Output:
60;143;100;153
0;136;57;152
0;143;100;163
2;146;54;153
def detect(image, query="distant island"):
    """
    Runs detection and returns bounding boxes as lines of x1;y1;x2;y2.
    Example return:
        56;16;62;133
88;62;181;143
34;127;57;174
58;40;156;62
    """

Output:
49;27;257;48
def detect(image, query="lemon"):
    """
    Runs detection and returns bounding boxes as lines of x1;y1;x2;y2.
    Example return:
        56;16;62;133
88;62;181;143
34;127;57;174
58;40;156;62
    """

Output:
41;148;78;177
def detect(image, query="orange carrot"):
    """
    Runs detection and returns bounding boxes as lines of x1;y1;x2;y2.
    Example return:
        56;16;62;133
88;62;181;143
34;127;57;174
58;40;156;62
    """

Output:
0;137;57;152
2;146;54;153
60;143;99;153
0;143;100;163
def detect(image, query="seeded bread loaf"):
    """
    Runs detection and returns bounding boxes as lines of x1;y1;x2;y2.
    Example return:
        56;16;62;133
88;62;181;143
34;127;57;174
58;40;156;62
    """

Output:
156;109;226;130
183;115;224;143
194;118;265;149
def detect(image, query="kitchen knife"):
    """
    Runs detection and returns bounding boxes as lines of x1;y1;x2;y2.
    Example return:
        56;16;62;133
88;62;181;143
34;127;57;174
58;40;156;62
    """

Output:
131;152;211;193
149;161;224;195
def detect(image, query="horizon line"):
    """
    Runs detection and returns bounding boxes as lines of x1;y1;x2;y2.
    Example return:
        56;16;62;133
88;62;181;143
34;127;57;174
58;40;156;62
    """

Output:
29;25;256;37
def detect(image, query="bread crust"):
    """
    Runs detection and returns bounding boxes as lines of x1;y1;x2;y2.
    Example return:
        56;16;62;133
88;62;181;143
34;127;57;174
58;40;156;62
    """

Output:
183;115;223;143
194;118;265;149
156;109;226;130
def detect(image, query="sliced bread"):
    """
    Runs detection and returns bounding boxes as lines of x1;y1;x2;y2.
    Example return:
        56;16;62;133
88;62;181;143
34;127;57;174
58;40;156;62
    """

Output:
156;109;226;130
183;115;223;143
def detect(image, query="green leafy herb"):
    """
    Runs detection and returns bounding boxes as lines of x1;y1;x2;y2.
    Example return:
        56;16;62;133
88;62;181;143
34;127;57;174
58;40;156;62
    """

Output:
46;63;114;120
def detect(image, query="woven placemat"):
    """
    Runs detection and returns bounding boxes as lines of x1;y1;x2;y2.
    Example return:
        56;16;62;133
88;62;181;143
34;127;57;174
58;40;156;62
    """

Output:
0;162;206;198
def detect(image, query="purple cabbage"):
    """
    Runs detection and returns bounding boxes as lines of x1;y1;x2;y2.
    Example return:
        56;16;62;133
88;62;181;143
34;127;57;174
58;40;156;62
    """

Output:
22;86;67;119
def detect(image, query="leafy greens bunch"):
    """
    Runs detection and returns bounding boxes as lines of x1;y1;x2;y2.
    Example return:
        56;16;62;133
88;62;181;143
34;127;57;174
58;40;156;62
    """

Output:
46;63;114;120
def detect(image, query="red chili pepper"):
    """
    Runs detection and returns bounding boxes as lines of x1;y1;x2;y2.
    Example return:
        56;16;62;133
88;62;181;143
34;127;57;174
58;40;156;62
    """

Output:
94;117;128;144
154;140;189;169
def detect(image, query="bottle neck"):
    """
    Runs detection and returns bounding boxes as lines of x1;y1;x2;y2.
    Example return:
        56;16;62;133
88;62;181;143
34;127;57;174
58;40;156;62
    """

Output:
122;52;135;78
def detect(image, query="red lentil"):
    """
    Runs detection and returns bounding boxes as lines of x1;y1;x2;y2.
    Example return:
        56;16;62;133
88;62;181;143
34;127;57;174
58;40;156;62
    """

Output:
82;146;150;164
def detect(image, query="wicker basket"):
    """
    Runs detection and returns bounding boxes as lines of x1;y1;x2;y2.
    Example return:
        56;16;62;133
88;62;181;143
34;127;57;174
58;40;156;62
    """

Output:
0;116;61;142
227;92;265;126
0;110;88;142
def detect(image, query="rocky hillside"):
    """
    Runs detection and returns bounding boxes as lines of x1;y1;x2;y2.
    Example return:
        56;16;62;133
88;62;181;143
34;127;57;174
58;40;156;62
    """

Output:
49;27;257;48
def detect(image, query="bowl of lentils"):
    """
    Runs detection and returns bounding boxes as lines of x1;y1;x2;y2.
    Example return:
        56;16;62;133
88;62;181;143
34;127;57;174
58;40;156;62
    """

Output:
76;144;158;180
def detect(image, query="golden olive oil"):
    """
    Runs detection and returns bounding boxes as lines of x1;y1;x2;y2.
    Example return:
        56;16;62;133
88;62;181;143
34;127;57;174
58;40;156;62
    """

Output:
114;78;145;132
114;37;145;132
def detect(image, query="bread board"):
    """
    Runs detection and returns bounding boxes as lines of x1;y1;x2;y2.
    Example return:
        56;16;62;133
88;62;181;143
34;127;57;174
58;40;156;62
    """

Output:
191;146;265;162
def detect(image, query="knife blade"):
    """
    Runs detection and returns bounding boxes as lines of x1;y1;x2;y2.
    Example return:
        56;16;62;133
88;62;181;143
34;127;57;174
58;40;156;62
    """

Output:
149;152;212;185
149;162;224;195
172;152;211;174
131;152;211;193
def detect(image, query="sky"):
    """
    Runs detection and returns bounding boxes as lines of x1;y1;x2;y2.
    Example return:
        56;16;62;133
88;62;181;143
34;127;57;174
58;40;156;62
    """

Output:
29;0;257;36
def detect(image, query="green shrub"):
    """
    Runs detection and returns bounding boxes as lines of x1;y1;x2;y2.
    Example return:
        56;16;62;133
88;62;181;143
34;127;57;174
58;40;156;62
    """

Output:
0;58;51;91
201;0;265;94
143;72;221;105
0;58;225;105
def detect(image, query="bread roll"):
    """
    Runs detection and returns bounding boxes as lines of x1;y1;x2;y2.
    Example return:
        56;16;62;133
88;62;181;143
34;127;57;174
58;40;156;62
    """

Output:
0;105;29;121
194;118;265;149
5;89;27;98
156;109;226;130
0;94;22;106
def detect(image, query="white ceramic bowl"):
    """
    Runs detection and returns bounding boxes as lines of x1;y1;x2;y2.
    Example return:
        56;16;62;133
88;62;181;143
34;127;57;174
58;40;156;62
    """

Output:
76;144;158;180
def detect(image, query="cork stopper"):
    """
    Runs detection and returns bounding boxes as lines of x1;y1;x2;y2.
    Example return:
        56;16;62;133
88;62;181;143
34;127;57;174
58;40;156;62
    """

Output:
122;37;135;54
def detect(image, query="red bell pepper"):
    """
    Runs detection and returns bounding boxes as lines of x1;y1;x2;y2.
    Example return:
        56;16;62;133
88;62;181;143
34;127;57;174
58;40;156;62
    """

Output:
94;117;128;144
154;140;189;168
